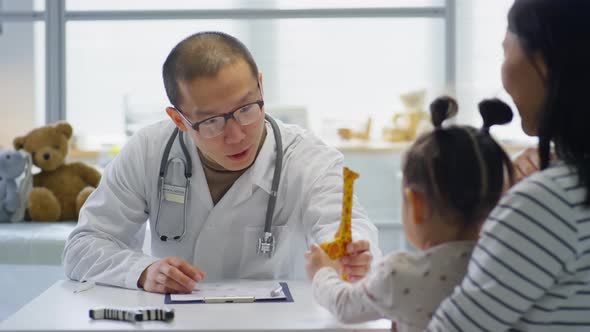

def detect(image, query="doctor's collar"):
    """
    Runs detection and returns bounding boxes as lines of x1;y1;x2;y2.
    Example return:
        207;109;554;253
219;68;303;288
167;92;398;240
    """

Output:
247;121;278;196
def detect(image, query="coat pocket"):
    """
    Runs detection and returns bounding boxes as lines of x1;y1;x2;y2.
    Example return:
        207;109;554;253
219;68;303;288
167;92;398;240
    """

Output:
238;225;292;279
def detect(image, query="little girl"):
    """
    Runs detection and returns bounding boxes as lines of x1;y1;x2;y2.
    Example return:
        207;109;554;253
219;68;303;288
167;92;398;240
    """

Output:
305;96;515;332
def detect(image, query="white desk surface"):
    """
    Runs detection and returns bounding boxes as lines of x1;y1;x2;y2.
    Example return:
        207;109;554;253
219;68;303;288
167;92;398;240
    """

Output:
0;280;391;332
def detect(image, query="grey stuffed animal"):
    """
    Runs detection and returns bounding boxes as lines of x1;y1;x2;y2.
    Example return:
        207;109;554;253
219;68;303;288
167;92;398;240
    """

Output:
0;149;27;222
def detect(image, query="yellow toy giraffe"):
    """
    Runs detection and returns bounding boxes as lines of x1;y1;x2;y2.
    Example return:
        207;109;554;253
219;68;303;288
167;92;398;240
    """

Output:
320;167;359;280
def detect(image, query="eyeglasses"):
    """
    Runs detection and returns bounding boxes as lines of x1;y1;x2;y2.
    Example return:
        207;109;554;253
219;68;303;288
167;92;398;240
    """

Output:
175;100;264;139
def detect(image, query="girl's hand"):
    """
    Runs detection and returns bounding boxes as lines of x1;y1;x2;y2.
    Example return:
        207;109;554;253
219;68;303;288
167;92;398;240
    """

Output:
340;240;373;282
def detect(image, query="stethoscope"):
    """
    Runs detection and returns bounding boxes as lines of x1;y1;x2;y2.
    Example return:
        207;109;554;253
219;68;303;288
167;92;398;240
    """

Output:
154;114;283;257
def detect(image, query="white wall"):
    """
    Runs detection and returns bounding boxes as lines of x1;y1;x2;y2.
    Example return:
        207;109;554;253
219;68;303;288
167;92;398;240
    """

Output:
0;0;37;149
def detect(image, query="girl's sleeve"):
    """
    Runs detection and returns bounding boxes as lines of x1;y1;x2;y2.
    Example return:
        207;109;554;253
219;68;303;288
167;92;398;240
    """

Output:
312;254;403;324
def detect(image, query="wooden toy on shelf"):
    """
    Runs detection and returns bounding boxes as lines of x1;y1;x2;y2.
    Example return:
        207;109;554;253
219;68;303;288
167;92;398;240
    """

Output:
382;89;430;142
337;117;372;141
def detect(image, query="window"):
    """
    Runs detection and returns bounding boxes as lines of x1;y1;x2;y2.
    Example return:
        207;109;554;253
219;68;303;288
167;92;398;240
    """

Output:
65;0;445;11
58;1;450;149
66;18;444;146
2;1;534;146
455;0;536;145
1;0;534;228
0;0;45;149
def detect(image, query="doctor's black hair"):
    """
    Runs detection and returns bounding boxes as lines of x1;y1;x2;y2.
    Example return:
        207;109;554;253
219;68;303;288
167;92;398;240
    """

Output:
508;0;590;206
162;31;259;108
402;96;515;226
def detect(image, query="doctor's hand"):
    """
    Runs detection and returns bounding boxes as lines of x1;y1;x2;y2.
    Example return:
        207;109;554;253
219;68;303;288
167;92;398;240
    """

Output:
305;244;341;280
138;256;205;294
340;240;372;282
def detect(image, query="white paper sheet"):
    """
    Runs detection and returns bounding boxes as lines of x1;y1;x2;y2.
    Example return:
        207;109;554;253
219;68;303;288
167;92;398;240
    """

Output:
170;281;286;302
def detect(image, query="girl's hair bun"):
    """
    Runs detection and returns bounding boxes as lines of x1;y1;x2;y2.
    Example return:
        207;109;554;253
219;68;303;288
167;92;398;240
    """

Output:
479;98;513;130
430;96;458;128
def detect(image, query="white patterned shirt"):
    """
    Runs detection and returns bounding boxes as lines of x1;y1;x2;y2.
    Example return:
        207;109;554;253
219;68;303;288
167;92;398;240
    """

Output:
313;241;476;332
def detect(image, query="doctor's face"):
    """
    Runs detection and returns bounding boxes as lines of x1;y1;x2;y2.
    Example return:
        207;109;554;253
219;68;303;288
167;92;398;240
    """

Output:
171;59;266;171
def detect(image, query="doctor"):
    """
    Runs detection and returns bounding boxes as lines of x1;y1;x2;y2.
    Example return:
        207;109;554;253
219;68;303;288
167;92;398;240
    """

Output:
63;31;380;294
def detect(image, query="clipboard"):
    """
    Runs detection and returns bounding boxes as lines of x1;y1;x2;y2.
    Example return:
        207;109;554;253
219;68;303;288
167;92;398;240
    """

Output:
164;282;294;304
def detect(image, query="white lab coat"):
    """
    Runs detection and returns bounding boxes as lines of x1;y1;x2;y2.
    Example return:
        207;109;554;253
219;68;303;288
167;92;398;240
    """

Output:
63;119;381;289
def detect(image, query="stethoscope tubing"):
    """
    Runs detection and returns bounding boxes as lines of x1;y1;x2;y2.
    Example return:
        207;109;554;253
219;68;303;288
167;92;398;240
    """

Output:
154;114;283;245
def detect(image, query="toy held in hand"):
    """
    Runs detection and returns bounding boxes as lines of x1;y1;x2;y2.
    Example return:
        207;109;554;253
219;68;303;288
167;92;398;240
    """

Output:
319;167;359;280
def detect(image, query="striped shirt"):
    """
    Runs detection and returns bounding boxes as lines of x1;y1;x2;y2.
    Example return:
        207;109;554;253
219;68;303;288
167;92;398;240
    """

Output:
427;162;590;331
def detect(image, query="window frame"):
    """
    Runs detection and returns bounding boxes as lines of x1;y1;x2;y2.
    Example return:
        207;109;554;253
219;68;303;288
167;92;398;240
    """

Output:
0;0;456;124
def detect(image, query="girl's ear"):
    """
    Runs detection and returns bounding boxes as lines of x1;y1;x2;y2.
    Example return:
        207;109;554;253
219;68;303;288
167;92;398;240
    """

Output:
166;107;188;132
404;188;427;225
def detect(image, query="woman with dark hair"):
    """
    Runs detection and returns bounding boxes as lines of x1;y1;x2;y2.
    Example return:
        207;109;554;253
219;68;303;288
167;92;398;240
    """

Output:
427;0;590;330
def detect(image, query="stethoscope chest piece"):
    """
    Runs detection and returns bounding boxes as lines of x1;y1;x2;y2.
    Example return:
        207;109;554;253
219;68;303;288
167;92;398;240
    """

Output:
257;231;275;257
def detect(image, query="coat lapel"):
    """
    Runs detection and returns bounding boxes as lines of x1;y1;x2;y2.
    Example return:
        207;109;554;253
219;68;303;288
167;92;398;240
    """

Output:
184;132;214;210
230;121;277;208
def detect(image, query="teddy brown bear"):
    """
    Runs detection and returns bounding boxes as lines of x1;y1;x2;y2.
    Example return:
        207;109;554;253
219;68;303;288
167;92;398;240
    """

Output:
13;122;101;221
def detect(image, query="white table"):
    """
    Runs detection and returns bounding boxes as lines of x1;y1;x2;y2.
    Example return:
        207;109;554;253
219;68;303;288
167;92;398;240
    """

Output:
0;264;64;321
0;280;391;331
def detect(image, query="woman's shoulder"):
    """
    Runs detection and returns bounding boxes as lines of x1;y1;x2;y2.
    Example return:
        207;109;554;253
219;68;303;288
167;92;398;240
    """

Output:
497;162;589;235
510;162;585;208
